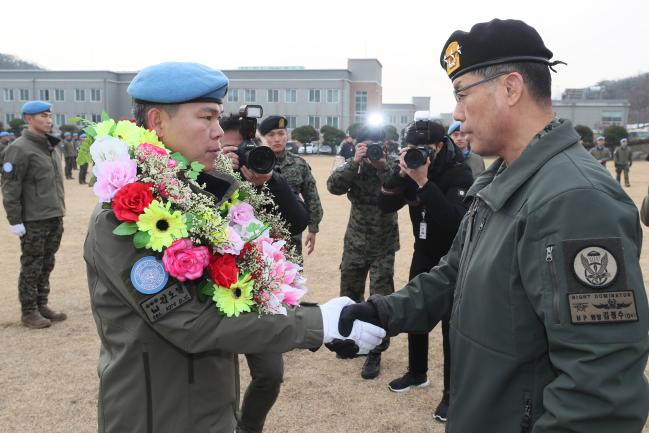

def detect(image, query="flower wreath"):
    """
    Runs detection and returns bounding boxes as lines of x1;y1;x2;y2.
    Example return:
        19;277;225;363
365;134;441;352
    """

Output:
76;114;306;317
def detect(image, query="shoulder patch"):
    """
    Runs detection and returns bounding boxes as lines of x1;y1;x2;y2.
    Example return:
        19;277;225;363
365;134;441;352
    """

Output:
2;162;13;173
140;283;192;323
130;256;169;295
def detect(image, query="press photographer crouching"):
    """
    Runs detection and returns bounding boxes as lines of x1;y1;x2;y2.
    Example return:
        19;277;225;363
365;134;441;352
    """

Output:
378;115;473;422
220;106;308;236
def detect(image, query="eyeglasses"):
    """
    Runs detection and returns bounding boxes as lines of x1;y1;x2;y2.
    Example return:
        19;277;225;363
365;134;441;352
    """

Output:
453;72;510;102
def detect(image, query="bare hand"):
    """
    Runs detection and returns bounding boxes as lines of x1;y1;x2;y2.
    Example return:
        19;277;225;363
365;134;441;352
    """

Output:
353;143;367;163
305;232;316;255
399;150;430;187
240;166;272;186
222;145;240;170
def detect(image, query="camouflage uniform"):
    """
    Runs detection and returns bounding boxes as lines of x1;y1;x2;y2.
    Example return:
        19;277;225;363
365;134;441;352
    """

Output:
276;150;323;258
1;130;65;314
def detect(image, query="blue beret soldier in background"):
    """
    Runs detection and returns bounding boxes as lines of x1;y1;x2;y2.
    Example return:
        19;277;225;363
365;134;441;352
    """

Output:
589;135;612;167
613;137;633;187
336;18;649;432
84;61;385;433
1;100;67;328
61;131;76;179
448;120;485;177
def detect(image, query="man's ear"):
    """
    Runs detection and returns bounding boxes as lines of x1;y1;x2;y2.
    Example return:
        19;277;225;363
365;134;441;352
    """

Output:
503;72;524;106
146;107;165;138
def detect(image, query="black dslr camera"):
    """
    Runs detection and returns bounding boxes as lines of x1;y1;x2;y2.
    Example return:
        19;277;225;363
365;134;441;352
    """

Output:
236;105;276;174
357;127;386;161
402;114;445;169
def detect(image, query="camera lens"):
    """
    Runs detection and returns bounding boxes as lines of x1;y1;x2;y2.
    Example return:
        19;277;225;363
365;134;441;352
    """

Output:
245;146;276;174
404;147;427;169
366;143;383;161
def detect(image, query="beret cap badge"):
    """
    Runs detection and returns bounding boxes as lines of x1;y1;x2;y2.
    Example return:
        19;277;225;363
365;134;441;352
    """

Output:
444;41;462;75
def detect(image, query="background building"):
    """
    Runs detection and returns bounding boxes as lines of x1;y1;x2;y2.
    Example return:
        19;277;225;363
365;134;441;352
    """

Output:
0;59;429;136
552;87;630;132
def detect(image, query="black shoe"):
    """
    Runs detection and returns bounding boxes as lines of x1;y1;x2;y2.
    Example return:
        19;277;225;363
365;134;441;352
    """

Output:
361;352;381;379
388;372;429;393
433;391;450;422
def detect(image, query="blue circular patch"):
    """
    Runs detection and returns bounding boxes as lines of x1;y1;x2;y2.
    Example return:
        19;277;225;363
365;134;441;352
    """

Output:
3;162;13;173
130;256;169;295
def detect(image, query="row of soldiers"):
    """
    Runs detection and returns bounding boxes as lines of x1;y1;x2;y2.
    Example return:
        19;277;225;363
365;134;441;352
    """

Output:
59;131;89;183
588;135;634;186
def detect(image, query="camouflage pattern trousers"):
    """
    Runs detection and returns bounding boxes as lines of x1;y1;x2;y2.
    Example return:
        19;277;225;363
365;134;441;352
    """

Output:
18;217;63;314
339;249;395;353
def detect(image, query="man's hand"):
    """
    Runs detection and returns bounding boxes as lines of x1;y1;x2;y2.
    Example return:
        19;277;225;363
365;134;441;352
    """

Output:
368;153;387;170
10;223;26;237
399;148;430;187
240;166;272;186
319;297;386;355
353;143;367;163
305;232;316;255
222;145;240;170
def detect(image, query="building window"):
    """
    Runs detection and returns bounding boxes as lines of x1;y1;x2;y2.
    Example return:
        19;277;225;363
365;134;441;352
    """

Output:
91;113;102;122
326;89;339;104
285;89;297;103
308;89;321;103
55;113;66;125
400;115;409;124
19;89;29;101
326;116;340;129
6;113;16;123
267;89;279;103
355;91;368;120
308;116;321;130
55;89;65;101
75;89;86;102
601;111;623;125
227;89;239;102
3;88;14;101
286;116;297;129
76;113;87;121
39;89;50;101
91;89;101;102
244;89;256;103
389;115;397;124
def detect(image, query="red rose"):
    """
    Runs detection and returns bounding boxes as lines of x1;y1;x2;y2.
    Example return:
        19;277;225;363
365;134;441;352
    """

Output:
208;253;239;288
112;182;154;222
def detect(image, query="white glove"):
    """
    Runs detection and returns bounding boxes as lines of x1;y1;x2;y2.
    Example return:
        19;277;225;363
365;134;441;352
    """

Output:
10;223;26;237
319;297;386;355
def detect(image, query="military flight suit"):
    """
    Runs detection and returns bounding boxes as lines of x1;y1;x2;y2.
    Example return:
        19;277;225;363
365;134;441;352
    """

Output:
1;130;65;314
275;150;323;258
84;171;324;433
589;145;611;166
613;144;633;186
369;120;649;433
327;158;399;302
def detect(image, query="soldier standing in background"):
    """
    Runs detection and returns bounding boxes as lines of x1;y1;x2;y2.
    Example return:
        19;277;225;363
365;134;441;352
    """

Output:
613;138;633;186
448;120;485;177
78;133;89;184
1;100;67;328
62;131;76;179
590;135;612;166
261;115;323;259
326;125;399;380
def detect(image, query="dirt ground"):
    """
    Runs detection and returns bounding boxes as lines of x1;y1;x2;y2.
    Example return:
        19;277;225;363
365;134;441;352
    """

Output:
1;156;648;433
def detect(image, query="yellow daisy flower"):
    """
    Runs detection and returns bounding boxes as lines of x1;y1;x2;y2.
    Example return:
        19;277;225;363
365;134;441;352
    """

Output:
212;274;255;317
137;200;188;252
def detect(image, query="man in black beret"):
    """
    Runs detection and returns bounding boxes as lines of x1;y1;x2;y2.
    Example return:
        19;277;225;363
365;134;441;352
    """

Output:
335;18;648;432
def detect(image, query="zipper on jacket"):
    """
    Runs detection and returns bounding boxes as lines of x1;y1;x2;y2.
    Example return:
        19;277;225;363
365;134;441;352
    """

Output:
520;393;533;433
142;351;153;433
546;245;561;325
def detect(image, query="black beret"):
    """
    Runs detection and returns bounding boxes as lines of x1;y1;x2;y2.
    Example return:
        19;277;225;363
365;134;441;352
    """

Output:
405;120;445;145
356;125;386;143
440;19;563;80
259;115;287;135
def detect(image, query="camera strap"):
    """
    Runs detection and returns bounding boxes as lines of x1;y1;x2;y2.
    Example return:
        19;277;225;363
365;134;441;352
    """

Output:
419;210;427;240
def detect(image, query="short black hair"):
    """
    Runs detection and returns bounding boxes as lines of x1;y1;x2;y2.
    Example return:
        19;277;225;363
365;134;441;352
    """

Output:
132;101;179;128
472;62;551;103
220;113;240;133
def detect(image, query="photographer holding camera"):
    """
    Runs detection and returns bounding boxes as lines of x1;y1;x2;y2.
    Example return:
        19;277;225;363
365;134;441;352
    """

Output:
326;125;399;380
220;108;308;237
378;116;473;422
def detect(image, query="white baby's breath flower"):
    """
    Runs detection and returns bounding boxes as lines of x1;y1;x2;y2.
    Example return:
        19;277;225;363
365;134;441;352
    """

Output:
90;136;130;165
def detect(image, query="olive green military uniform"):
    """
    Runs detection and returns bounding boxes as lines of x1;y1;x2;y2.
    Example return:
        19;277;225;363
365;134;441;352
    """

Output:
62;138;76;179
1;130;65;314
375;120;649;432
464;151;486;178
84;174;324;433
275;150;323;258
613;144;633;186
589;145;611;166
326;158;399;302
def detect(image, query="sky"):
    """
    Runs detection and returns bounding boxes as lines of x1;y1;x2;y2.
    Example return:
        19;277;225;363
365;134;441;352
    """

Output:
3;0;648;116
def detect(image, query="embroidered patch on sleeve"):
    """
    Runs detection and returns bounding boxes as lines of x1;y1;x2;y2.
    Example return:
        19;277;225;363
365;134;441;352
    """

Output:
562;238;638;325
140;283;192;323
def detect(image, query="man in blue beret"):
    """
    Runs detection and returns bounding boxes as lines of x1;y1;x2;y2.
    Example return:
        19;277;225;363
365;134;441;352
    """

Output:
84;61;385;433
590;135;612;166
1;100;67;329
337;18;649;432
61;131;76;179
448;120;485;177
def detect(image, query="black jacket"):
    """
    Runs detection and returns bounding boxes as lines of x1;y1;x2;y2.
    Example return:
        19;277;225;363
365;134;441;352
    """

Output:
264;171;309;235
378;142;473;263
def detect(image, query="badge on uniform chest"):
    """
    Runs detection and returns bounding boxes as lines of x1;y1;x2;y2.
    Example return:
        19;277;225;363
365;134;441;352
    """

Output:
562;238;638;325
419;211;427;240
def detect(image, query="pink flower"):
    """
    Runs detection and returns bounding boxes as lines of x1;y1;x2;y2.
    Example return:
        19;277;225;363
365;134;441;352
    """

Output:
162;238;210;282
217;226;245;255
280;284;306;307
93;157;138;202
137;143;168;159
261;239;286;263
229;202;255;226
280;261;300;285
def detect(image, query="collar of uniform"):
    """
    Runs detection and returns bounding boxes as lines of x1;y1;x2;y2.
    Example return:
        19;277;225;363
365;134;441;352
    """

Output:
275;149;288;164
22;129;49;146
475;119;579;212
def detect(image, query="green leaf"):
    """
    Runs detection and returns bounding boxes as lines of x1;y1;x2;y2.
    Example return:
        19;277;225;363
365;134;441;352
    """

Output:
113;222;138;235
201;281;215;296
69;116;81;123
185;214;194;231
133;231;151;249
101;111;110;122
170;152;189;170
190;161;205;173
83;126;97;137
185;170;199;180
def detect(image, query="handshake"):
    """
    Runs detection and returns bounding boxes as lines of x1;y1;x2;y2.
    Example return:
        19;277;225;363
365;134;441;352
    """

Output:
319;297;385;358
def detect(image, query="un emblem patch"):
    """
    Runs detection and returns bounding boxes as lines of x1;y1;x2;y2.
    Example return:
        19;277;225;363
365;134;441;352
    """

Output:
572;246;618;288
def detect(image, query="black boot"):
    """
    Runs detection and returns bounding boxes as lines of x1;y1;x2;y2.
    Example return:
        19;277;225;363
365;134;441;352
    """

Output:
361;351;381;379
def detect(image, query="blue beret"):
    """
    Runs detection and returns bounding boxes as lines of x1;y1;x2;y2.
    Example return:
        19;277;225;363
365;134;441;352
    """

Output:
596;135;605;141
448;121;462;134
8;132;14;136
80;134;87;138
21;100;52;115
0;131;9;137
64;132;72;137
128;62;229;104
